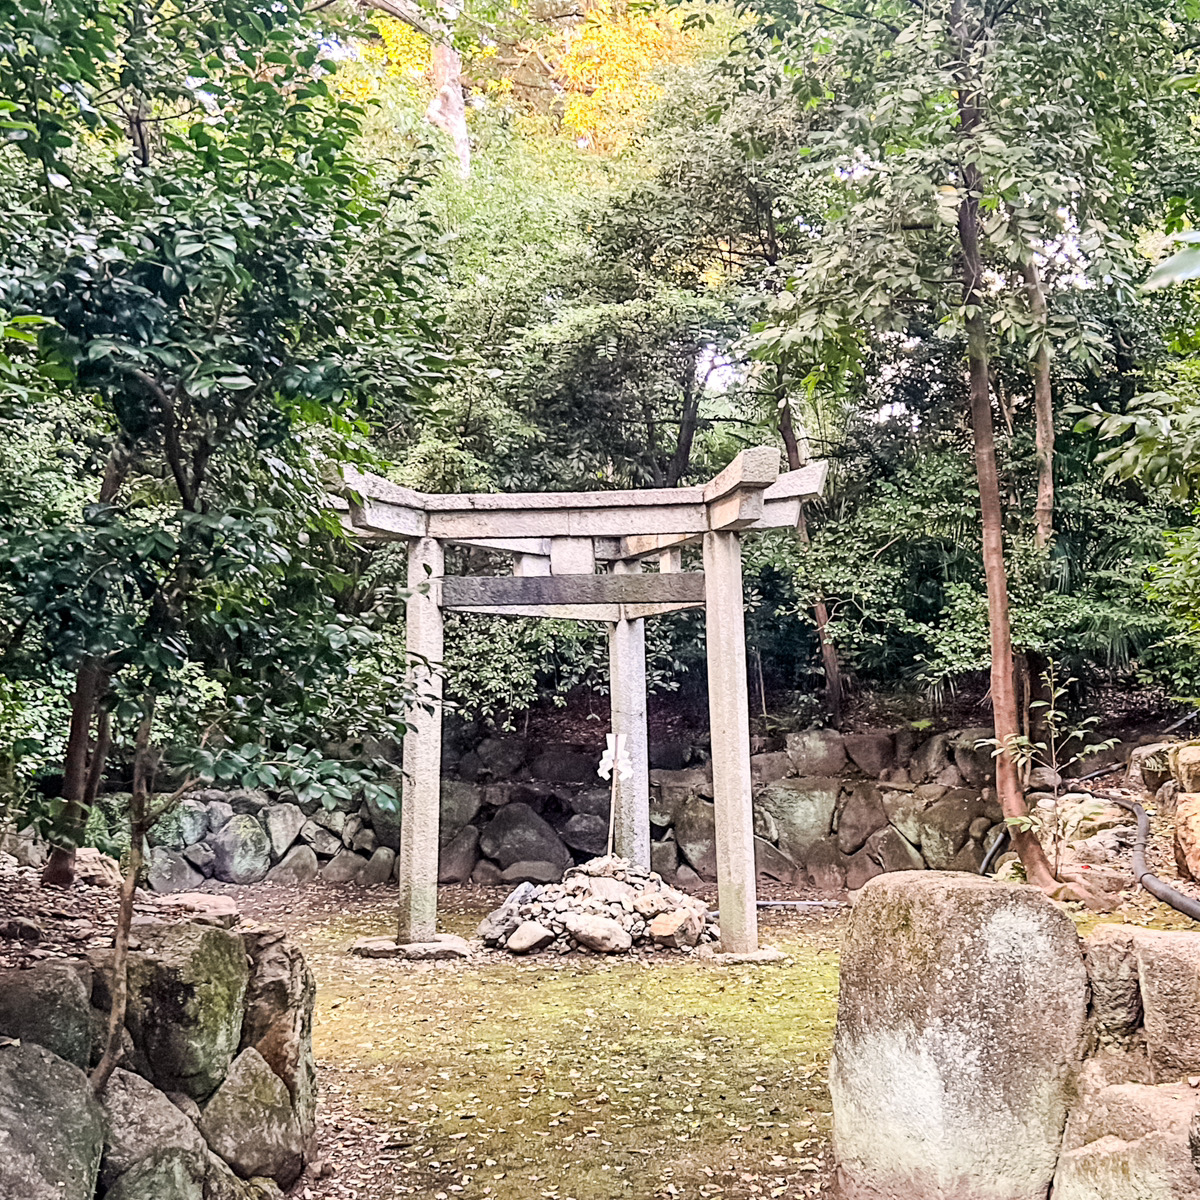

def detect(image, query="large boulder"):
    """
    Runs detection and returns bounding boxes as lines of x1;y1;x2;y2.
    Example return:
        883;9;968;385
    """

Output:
561;813;609;857
264;844;319;886
478;802;570;871
106;923;249;1100
211;815;271;884
843;732;895;778
861;825;924;875
528;746;596;783
440;780;484;845
1175;794;1200;881
0;1041;104;1200
298;817;341;857
881;784;943;846
917;792;988;870
1171;743;1200;793
836;782;889;856
831;873;1088;1200
239;929;317;1156
650;768;713;829
475;736;529;779
785;728;846;776
262;804;305;860
756;777;840;863
1085;925;1143;1042
319;849;367;884
359;846;396;887
0;960;93;1068
909;733;952;784
804;837;848;892
750;751;794;787
147;845;205;894
952;727;996;788
198;1048;304;1188
674;796;717;879
651;836;678;879
98;1067;208;1189
150;799;210;851
438;825;481;884
1054;1081;1200;1200
1133;930;1200;1081
103;1147;207;1200
571;787;612;820
754;836;798;884
364;790;402;851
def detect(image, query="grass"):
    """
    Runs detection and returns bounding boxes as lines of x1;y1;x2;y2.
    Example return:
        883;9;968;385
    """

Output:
288;899;843;1200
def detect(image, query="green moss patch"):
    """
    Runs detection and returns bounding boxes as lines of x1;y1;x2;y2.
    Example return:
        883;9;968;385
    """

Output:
295;903;843;1199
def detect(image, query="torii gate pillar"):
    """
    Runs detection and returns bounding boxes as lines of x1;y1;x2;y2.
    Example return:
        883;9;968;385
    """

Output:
703;530;758;953
609;560;650;866
398;536;444;944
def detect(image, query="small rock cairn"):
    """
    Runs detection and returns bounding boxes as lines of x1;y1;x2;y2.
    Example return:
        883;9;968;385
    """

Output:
479;856;719;955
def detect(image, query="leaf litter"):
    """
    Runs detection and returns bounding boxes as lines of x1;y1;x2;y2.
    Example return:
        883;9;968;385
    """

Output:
223;883;846;1199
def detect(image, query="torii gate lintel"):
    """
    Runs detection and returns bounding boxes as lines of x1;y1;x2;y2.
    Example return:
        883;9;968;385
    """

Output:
342;449;828;955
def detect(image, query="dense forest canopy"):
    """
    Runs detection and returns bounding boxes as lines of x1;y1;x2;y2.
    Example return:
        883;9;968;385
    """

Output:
4;0;1200;885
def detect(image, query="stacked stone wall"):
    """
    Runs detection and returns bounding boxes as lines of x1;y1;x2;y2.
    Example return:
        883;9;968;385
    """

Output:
0;910;316;1200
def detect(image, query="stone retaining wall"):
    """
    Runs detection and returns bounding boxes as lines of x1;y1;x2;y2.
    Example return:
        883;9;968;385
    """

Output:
123;723;1130;893
0;906;315;1200
131;727;999;892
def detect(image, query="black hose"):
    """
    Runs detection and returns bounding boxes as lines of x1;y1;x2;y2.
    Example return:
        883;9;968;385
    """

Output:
979;826;1011;875
1108;796;1200;922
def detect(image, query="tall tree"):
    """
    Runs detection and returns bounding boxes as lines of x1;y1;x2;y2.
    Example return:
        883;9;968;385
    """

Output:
0;0;445;883
735;0;1200;885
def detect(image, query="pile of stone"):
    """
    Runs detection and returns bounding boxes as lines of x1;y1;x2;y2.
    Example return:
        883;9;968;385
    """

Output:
478;856;719;955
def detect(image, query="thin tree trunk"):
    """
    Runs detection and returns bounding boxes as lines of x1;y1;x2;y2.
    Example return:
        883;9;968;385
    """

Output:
428;41;470;177
41;660;103;887
90;704;153;1094
41;447;128;887
665;374;700;487
1023;260;1055;548
780;391;844;728
951;0;1055;889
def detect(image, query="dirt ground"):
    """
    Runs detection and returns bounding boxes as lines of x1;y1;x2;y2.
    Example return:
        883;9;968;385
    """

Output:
230;883;844;1200
4;806;1199;1200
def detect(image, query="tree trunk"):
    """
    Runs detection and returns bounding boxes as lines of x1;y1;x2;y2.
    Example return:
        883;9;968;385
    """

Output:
40;660;103;887
91;705;153;1094
951;0;1055;889
41;447;127;887
428;41;470;177
1023;260;1055;549
781;392;844;729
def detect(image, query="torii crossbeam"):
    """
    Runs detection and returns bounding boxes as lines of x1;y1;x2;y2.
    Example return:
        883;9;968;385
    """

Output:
341;447;827;954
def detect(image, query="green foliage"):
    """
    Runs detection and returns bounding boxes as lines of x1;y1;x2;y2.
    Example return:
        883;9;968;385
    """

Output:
0;0;447;830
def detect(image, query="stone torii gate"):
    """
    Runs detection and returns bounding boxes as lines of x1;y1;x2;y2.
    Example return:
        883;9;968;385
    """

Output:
342;447;827;954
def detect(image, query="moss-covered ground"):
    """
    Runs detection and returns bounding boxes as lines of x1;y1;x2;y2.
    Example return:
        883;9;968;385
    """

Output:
244;888;843;1200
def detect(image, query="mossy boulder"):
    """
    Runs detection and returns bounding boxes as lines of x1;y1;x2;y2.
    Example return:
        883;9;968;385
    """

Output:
831;872;1088;1200
211;814;271;884
98;923;249;1100
0;1041;104;1200
755;776;840;863
149;799;210;851
0;960;93;1068
98;1067;208;1190
198;1048;303;1187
